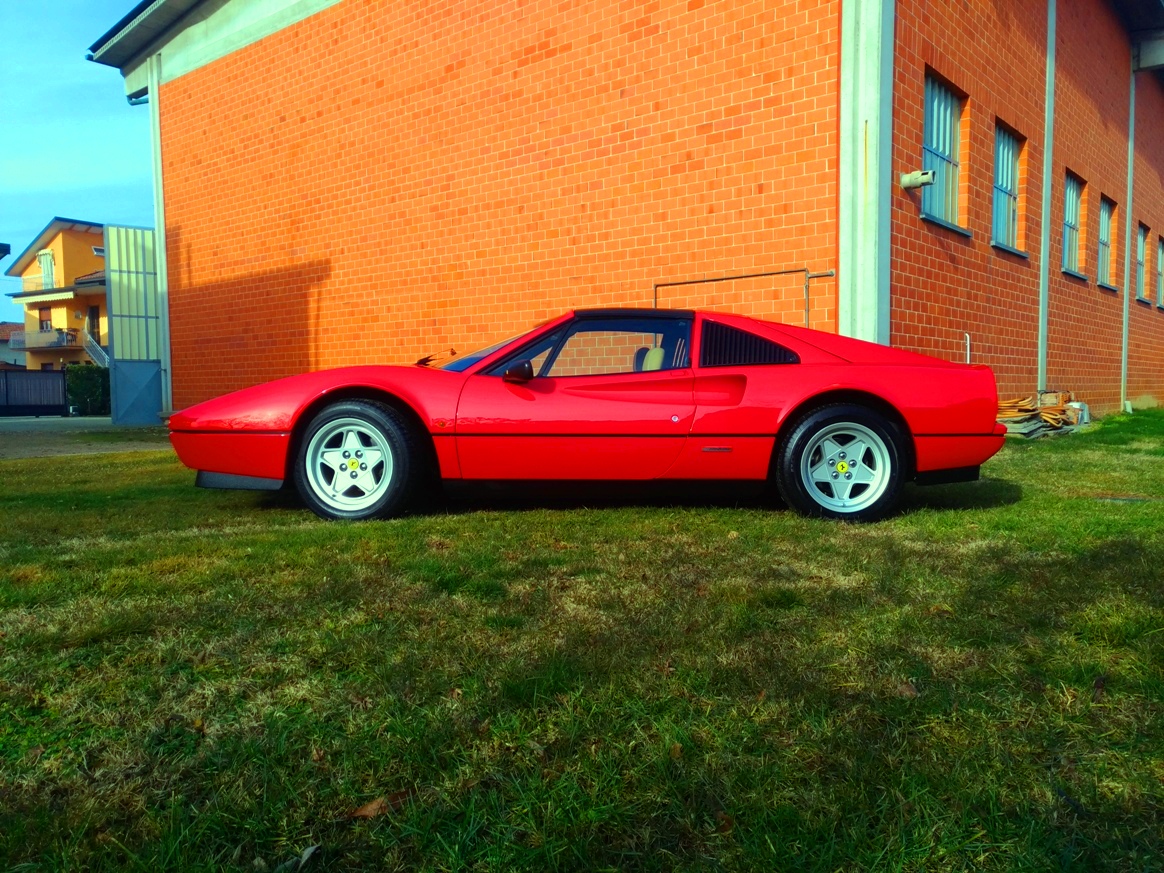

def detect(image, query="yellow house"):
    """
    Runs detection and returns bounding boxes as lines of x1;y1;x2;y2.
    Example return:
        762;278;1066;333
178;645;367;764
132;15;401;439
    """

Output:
4;218;110;370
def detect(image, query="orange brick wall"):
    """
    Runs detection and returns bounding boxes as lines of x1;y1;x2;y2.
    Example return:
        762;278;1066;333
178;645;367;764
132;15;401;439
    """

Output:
1126;71;1164;408
159;0;840;409
1044;0;1131;413
889;0;1048;397
890;0;1164;414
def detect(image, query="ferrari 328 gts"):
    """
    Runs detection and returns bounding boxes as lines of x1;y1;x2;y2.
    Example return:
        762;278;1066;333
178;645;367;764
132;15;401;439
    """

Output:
169;309;1006;522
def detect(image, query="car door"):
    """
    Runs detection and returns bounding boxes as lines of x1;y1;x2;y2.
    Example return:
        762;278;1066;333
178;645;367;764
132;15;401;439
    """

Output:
455;314;695;479
663;315;804;479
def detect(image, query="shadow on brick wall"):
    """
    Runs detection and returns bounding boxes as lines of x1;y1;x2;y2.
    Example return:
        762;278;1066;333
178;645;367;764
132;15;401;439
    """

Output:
166;226;333;408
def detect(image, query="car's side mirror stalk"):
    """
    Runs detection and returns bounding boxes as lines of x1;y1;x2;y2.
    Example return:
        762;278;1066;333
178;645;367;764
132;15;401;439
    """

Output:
503;360;535;383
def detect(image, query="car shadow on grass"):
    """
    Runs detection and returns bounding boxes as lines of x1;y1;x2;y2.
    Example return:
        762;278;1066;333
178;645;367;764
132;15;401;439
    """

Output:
255;480;778;516
255;477;1022;519
897;476;1023;514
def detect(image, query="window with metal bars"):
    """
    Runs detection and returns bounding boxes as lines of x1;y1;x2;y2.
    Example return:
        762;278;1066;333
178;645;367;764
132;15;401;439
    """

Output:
1098;197;1116;288
922;74;964;227
1136;225;1148;300
1158;239;1164;308
699;321;798;368
1063;173;1083;274
992;125;1021;249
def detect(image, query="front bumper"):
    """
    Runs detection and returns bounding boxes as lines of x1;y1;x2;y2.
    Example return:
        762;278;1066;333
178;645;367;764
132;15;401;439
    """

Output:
170;431;291;482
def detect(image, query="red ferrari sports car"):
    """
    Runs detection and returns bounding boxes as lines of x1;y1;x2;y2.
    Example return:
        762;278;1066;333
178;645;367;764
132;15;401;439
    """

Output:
169;308;1006;522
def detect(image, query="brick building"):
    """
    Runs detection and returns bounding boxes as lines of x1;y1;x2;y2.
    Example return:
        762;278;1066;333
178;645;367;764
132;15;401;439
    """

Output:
88;0;1164;414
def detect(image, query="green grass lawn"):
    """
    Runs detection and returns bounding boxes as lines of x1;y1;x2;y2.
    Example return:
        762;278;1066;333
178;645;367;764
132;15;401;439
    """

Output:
1;415;1162;872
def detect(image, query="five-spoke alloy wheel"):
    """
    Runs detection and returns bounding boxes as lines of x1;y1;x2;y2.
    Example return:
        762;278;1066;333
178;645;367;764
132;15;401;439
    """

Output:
293;401;419;520
776;404;905;521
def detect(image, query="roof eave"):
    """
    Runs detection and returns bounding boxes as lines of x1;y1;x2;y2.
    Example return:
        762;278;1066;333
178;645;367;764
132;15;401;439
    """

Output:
3;218;105;279
1111;0;1164;31
87;0;203;70
6;285;107;303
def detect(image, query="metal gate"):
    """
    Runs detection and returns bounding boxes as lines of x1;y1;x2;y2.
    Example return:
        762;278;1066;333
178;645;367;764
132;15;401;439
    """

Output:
106;226;162;425
0;370;67;417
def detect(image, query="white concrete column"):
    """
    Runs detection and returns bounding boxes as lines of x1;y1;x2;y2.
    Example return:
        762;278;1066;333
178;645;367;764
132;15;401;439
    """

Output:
838;0;895;345
147;54;173;415
1036;0;1056;392
1120;61;1136;410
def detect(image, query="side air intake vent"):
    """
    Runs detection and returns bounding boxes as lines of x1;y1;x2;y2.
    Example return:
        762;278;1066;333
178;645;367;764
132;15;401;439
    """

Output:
700;321;799;368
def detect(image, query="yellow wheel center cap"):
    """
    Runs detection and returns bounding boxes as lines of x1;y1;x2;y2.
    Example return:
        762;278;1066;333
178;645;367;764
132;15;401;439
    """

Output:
836;461;849;474
349;459;359;470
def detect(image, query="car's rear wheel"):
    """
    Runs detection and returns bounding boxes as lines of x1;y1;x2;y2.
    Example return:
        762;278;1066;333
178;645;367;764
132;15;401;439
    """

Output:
776;404;905;522
293;400;419;520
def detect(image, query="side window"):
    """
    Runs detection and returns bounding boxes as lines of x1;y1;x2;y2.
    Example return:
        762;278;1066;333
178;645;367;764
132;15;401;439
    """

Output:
528;343;555;375
547;319;690;376
700;321;799;367
549;329;661;376
487;317;691;377
513;329;563;375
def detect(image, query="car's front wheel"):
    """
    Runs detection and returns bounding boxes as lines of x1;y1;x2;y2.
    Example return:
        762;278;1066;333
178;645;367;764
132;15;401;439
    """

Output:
293;400;419;520
776;404;905;522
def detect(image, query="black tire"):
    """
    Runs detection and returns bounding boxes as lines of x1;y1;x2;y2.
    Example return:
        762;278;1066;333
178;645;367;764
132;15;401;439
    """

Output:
775;403;905;522
292;400;421;520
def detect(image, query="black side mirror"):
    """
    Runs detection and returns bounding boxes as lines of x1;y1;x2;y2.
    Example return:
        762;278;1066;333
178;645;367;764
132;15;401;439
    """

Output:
502;360;535;383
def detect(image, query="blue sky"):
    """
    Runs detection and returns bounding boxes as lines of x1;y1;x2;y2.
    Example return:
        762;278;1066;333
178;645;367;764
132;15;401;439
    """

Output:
0;0;154;323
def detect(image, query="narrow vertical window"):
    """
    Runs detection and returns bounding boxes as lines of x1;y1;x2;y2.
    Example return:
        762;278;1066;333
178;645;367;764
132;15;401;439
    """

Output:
1158;238;1164;308
39;307;52;331
922;74;964;227
1062;174;1083;274
992;124;1022;250
36;250;55;290
1136;225;1148;300
1098;197;1116;288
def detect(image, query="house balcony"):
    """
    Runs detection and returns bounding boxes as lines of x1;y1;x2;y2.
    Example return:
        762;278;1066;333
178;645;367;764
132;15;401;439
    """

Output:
9;328;107;358
9;329;81;350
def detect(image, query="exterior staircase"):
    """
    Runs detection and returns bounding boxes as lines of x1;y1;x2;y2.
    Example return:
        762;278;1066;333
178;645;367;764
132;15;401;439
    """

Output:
82;329;110;368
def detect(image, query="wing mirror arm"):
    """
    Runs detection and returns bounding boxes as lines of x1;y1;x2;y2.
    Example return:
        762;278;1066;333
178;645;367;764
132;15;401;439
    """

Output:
502;360;535;383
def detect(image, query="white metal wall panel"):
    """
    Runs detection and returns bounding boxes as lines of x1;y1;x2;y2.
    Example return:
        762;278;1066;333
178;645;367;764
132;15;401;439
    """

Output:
106;225;163;425
105;226;159;362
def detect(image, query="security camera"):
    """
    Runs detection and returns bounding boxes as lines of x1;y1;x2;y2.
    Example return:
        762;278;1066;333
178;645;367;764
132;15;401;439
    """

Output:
900;170;935;190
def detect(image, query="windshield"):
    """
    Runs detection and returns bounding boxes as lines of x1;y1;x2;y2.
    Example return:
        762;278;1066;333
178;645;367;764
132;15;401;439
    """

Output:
435;333;525;372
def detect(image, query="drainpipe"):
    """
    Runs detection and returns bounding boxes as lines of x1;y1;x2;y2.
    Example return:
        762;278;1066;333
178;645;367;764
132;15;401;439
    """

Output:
1036;0;1056;392
1120;59;1135;412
